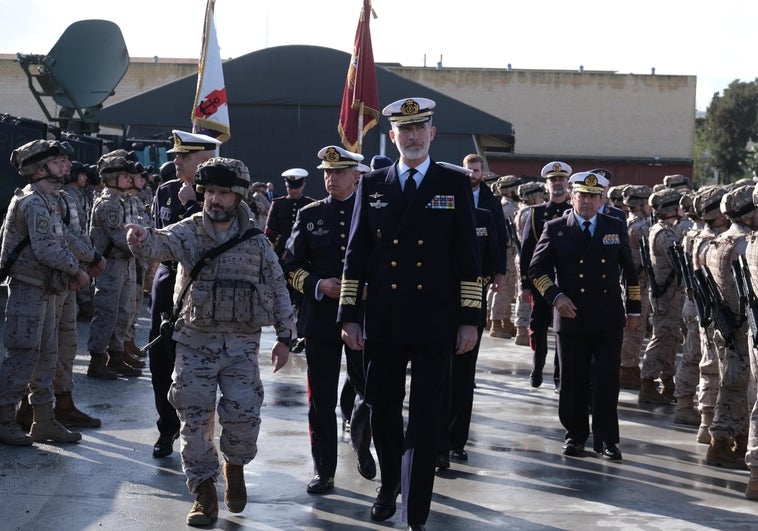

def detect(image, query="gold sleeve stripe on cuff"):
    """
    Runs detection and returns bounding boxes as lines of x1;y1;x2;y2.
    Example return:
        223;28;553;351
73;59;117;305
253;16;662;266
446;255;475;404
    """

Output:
339;278;360;307
533;275;554;296
461;298;482;309
289;268;309;294
627;285;641;301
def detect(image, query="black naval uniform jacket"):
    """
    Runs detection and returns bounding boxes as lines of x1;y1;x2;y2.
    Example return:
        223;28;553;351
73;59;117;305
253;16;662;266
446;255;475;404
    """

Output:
283;194;355;341
474;207;499;326
528;212;641;333
264;195;315;259
519;200;572;292
337;160;483;344
476;184;507;275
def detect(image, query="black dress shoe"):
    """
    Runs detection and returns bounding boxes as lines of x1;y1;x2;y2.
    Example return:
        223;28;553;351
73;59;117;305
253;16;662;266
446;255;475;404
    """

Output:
561;440;585;457
594;441;622;461
450;448;468;461
529;372;543;388
357;452;376;480
152;430;179;458
435;452;450;469
306;474;334;493
407;525;426;531
371;484;400;521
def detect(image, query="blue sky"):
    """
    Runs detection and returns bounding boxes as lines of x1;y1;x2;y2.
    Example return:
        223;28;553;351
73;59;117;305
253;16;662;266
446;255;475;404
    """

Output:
2;0;756;111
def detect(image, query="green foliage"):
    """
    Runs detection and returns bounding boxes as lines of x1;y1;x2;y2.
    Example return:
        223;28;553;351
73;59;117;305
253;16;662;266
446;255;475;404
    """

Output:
702;79;758;184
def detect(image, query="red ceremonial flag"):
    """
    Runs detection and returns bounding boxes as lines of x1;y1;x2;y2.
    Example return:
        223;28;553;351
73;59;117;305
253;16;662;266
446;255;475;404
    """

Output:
192;0;230;142
337;0;379;154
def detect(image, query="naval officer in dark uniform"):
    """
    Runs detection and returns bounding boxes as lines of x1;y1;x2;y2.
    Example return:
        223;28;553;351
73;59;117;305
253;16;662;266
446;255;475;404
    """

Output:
339;97;482;530
283;145;375;494
519;161;573;389
529;171;641;461
148;130;220;458
264;168;315;260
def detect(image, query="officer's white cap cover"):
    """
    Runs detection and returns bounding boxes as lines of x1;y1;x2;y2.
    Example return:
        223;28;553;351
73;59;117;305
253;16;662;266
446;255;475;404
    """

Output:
166;130;221;154
540;161;572;179
316;145;363;170
382;97;436;125
569;171;609;194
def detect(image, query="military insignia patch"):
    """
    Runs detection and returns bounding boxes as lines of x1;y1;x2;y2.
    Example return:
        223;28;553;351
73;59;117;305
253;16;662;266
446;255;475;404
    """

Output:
369;200;388;209
106;211;120;226
426;195;455;209
602;233;620;245
476;227;488;237
34;214;50;234
369;192;384;199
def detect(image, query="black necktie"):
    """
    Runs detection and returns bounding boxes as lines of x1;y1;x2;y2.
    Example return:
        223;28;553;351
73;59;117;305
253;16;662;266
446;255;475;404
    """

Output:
582;220;591;238
404;168;417;203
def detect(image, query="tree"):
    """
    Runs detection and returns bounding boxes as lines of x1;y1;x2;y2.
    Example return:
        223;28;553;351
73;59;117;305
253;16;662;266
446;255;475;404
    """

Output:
703;79;758;183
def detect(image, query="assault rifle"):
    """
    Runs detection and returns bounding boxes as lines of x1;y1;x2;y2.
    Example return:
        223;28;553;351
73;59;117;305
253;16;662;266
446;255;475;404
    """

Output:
667;244;684;288
669;243;710;328
695;265;737;350
504;217;522;254
733;255;758;345
639;236;660;300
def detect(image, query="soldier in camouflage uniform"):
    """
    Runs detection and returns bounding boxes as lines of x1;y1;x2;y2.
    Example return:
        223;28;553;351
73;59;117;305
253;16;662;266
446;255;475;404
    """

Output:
126;157;294;526
638;188;684;405
489;175;520;339
618;185;652;390
87;152;142;379
0;140;92;446
672;192;705;425
513;181;545;346
704;185;756;469
67;161;96;319
607;185;629;215
690;186;730;444
744;186;758;499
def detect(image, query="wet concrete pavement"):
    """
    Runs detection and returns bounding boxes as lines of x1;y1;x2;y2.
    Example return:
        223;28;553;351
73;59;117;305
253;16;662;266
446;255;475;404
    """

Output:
1;297;757;530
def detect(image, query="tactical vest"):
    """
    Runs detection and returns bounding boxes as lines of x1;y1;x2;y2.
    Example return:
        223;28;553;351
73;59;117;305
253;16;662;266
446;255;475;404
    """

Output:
649;221;678;290
177;217;275;333
705;227;749;313
746;233;758;293
90;189;135;259
0;185;70;292
627;214;651;272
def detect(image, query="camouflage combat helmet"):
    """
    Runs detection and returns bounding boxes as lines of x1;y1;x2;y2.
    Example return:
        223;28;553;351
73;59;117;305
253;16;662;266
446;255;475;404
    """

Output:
692;185;727;221
622;184;652;208
720;184;757;220
194;157;250;197
10;139;66;177
518;181;544;200
648;188;682;215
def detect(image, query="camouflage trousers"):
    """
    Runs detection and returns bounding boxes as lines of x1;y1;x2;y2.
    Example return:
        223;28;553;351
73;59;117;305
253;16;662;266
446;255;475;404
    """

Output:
514;297;531;328
746;333;758;466
620;280;650;368
640;287;683;380
169;331;264;495
698;324;721;414
490;246;517;322
53;288;78;394
87;257;135;354
0;280;58;406
674;297;702;398
709;322;750;440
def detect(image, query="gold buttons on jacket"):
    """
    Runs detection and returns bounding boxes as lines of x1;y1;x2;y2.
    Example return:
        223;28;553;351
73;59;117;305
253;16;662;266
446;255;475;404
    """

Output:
391;284;397;290
393;239;399;245
416;262;422;267
579;274;584;278
417;240;424;245
580;288;585;293
417;284;423;290
391;261;397;267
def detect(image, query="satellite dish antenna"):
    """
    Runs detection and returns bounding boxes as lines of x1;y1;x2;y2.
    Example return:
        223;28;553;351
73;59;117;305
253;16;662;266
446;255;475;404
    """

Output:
16;19;129;133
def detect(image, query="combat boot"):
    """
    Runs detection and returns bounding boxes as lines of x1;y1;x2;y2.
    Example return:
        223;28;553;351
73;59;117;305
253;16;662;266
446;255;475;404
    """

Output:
123;348;146;369
106;351;142;377
619;366;641;390
674;396;700;426
87;352;118;380
54;392;101;428
733;433;748;463
746;467;758;500
501;319;517;338
223;462;247;513
706;437;745;469
489;320;510;339
124;338;146;359
660;376;676;403
514;326;530;346
697;410;714;445
0;404;32;446
15;394;33;432
187;478;218;526
638;379;670;405
30;402;82;443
